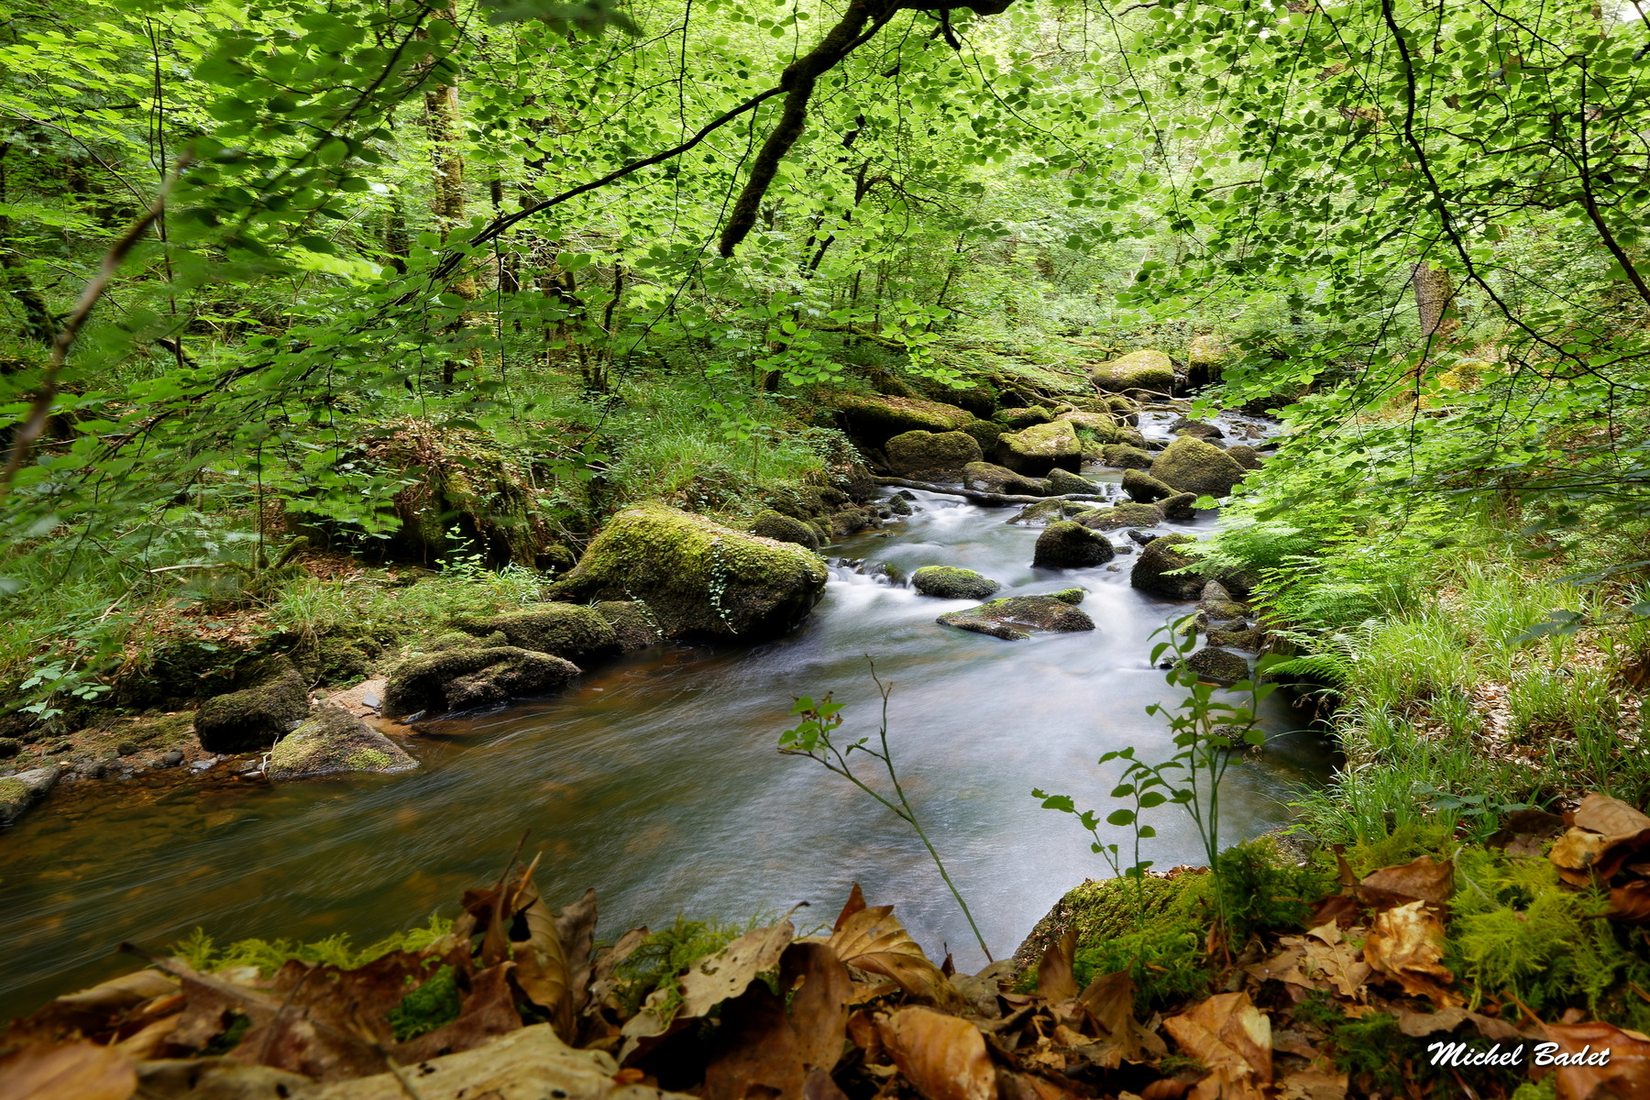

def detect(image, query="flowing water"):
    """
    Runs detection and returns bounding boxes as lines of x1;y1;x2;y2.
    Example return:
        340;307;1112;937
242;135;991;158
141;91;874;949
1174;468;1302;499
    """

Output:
0;419;1334;1017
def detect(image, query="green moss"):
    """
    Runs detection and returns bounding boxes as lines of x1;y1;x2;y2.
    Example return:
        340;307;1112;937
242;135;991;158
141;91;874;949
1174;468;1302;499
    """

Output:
459;603;619;667
997;420;1082;475
346;747;392;770
612;918;741;1018
911;566;1001;600
172;914;455;977
749;509;821;550
1075;927;1209;1011
832;393;975;444
381;646;580;717
1080;503;1165;531
1093;349;1176;393
1100;443;1154;470
388;963;462;1041
0;777;28;804
1150;437;1246;498
194;660;311;754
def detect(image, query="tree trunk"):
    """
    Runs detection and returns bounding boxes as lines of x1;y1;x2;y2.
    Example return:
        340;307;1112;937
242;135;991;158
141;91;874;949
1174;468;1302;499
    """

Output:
422;3;481;386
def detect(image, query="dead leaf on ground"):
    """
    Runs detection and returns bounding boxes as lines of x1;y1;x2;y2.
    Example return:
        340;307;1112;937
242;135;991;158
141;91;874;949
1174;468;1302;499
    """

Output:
878;1005;997;1100
1363;901;1460;1008
0;1041;136;1100
1541;1021;1650;1100
702;942;852;1100
1249;922;1371;1001
1609;880;1650;923
1163;992;1272;1100
1074;970;1167;1068
1574;793;1650;837
510;876;579;1040
1357;855;1453;910
1392;1005;1525;1042
1487;809;1566;858
1274;1067;1348;1100
825;894;945;1003
1036;931;1078;1003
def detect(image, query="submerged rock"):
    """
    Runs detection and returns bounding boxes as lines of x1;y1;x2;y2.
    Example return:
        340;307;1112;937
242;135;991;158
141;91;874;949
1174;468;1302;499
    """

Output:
1150;436;1247;498
1033;521;1116;569
962;461;1051;496
266;704;416;780
1130;534;1205;600
194;659;311;754
1092;349;1176;394
938;592;1095;641
0;764;61;826
382;647;580;719
551;503;827;640
884;429;982;480
996;420;1083;476
911;566;1002;600
459;603;619;668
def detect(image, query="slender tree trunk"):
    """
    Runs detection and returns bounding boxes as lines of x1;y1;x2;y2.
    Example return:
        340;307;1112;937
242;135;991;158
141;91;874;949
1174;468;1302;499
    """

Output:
1412;261;1459;344
422;2;481;386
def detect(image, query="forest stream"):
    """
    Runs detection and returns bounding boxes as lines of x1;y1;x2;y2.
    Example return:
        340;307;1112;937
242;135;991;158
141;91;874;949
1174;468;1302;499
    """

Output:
0;407;1334;1019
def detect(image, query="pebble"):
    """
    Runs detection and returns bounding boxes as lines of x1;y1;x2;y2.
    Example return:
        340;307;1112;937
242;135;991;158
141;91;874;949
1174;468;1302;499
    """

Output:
117;741;139;756
189;758;216;773
162;749;185;767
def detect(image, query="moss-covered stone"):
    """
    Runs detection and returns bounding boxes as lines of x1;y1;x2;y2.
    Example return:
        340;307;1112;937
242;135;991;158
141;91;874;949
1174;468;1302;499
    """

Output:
1079;503;1165;531
1130;534;1205;600
996;420;1082;476
1013;873;1194;972
429;630;506;651
1033;521;1115;569
1010;499;1101;528
1121;468;1174;504
1099;444;1154;470
1169;417;1225;443
266;704;417;780
1207;626;1264;651
382;646;580;718
998;406;1053;430
911;566;1001;600
883;430;982;479
962;462;1051;496
937;593;1096;641
596;600;664;653
1186;647;1250;686
1150;436;1247;498
1160;492;1199;520
550;503;827;640
194;660;311;754
1105;395;1140;425
457;603;619;669
1186;333;1229;389
958;418;1003;452
1223;444;1264;470
1092;349;1177;394
831;393;975;446
0;764;60;826
1044;468;1096;496
747;509;820;551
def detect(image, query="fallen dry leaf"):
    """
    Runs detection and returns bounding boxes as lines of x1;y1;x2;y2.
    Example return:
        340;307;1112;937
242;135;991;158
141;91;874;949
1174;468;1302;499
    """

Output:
619;919;795;1061
1036;931;1078;1004
0;1041;136;1100
1274;1067;1348;1100
1541;1020;1650;1100
511;877;579;1040
1163;992;1272;1100
878;1005;997;1100
1363;901;1460;1008
1573;793;1650;837
701;942;852;1100
1357;855;1453;910
1392;1005;1524;1042
1487;809;1566;858
1076;970;1166;1068
827;898;945;1003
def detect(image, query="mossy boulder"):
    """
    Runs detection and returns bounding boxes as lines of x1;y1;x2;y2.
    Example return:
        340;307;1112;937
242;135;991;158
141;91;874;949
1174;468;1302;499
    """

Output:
938;592;1096;641
911;566;1001;600
1150;436;1247;498
958;418;1003;452
1169;416;1224;443
998;406;1054;430
831;393;975;446
749;509;822;551
1034;521;1116;569
1092;349;1176;394
1044;468;1097;496
1224;444;1264;470
0;764;61;826
1105;395;1141;425
884;430;982;480
996;420;1083;476
194;659;311;754
1014;873;1191;971
1207;626;1264;651
550;504;827;640
1130;534;1205;600
1121;468;1175;504
596;601;664;653
457;603;619;668
266;704;417;780
1099;444;1154;470
1078;503;1165;531
962;462;1051;496
1186;333;1230;389
1186;647;1250;686
1160;492;1199;520
382;647;580;718
1011;499;1101;528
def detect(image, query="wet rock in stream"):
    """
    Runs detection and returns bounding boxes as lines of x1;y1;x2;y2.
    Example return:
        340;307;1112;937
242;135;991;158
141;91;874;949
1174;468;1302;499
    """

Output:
937;590;1095;641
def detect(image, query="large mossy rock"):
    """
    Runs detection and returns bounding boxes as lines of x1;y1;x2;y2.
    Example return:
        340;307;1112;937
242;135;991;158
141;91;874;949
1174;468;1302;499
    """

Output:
1011;499;1101;528
1150;436;1247;498
884;430;982;479
832;394;974;446
996;420;1082;476
194;660;311;754
1092;350;1176;394
266;704;417;780
1130;534;1205;600
596;600;664;652
382;647;580;718
1044;468;1096;496
962;462;1051;496
1014;873;1190;971
1186;647;1250;686
998;406;1053;430
1099;443;1154;470
0;764;61;826
1078;503;1164;531
911;566;1001;600
749;509;822;551
458;603;619;668
938;591;1096;641
551;504;827;640
1033;521;1116;569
